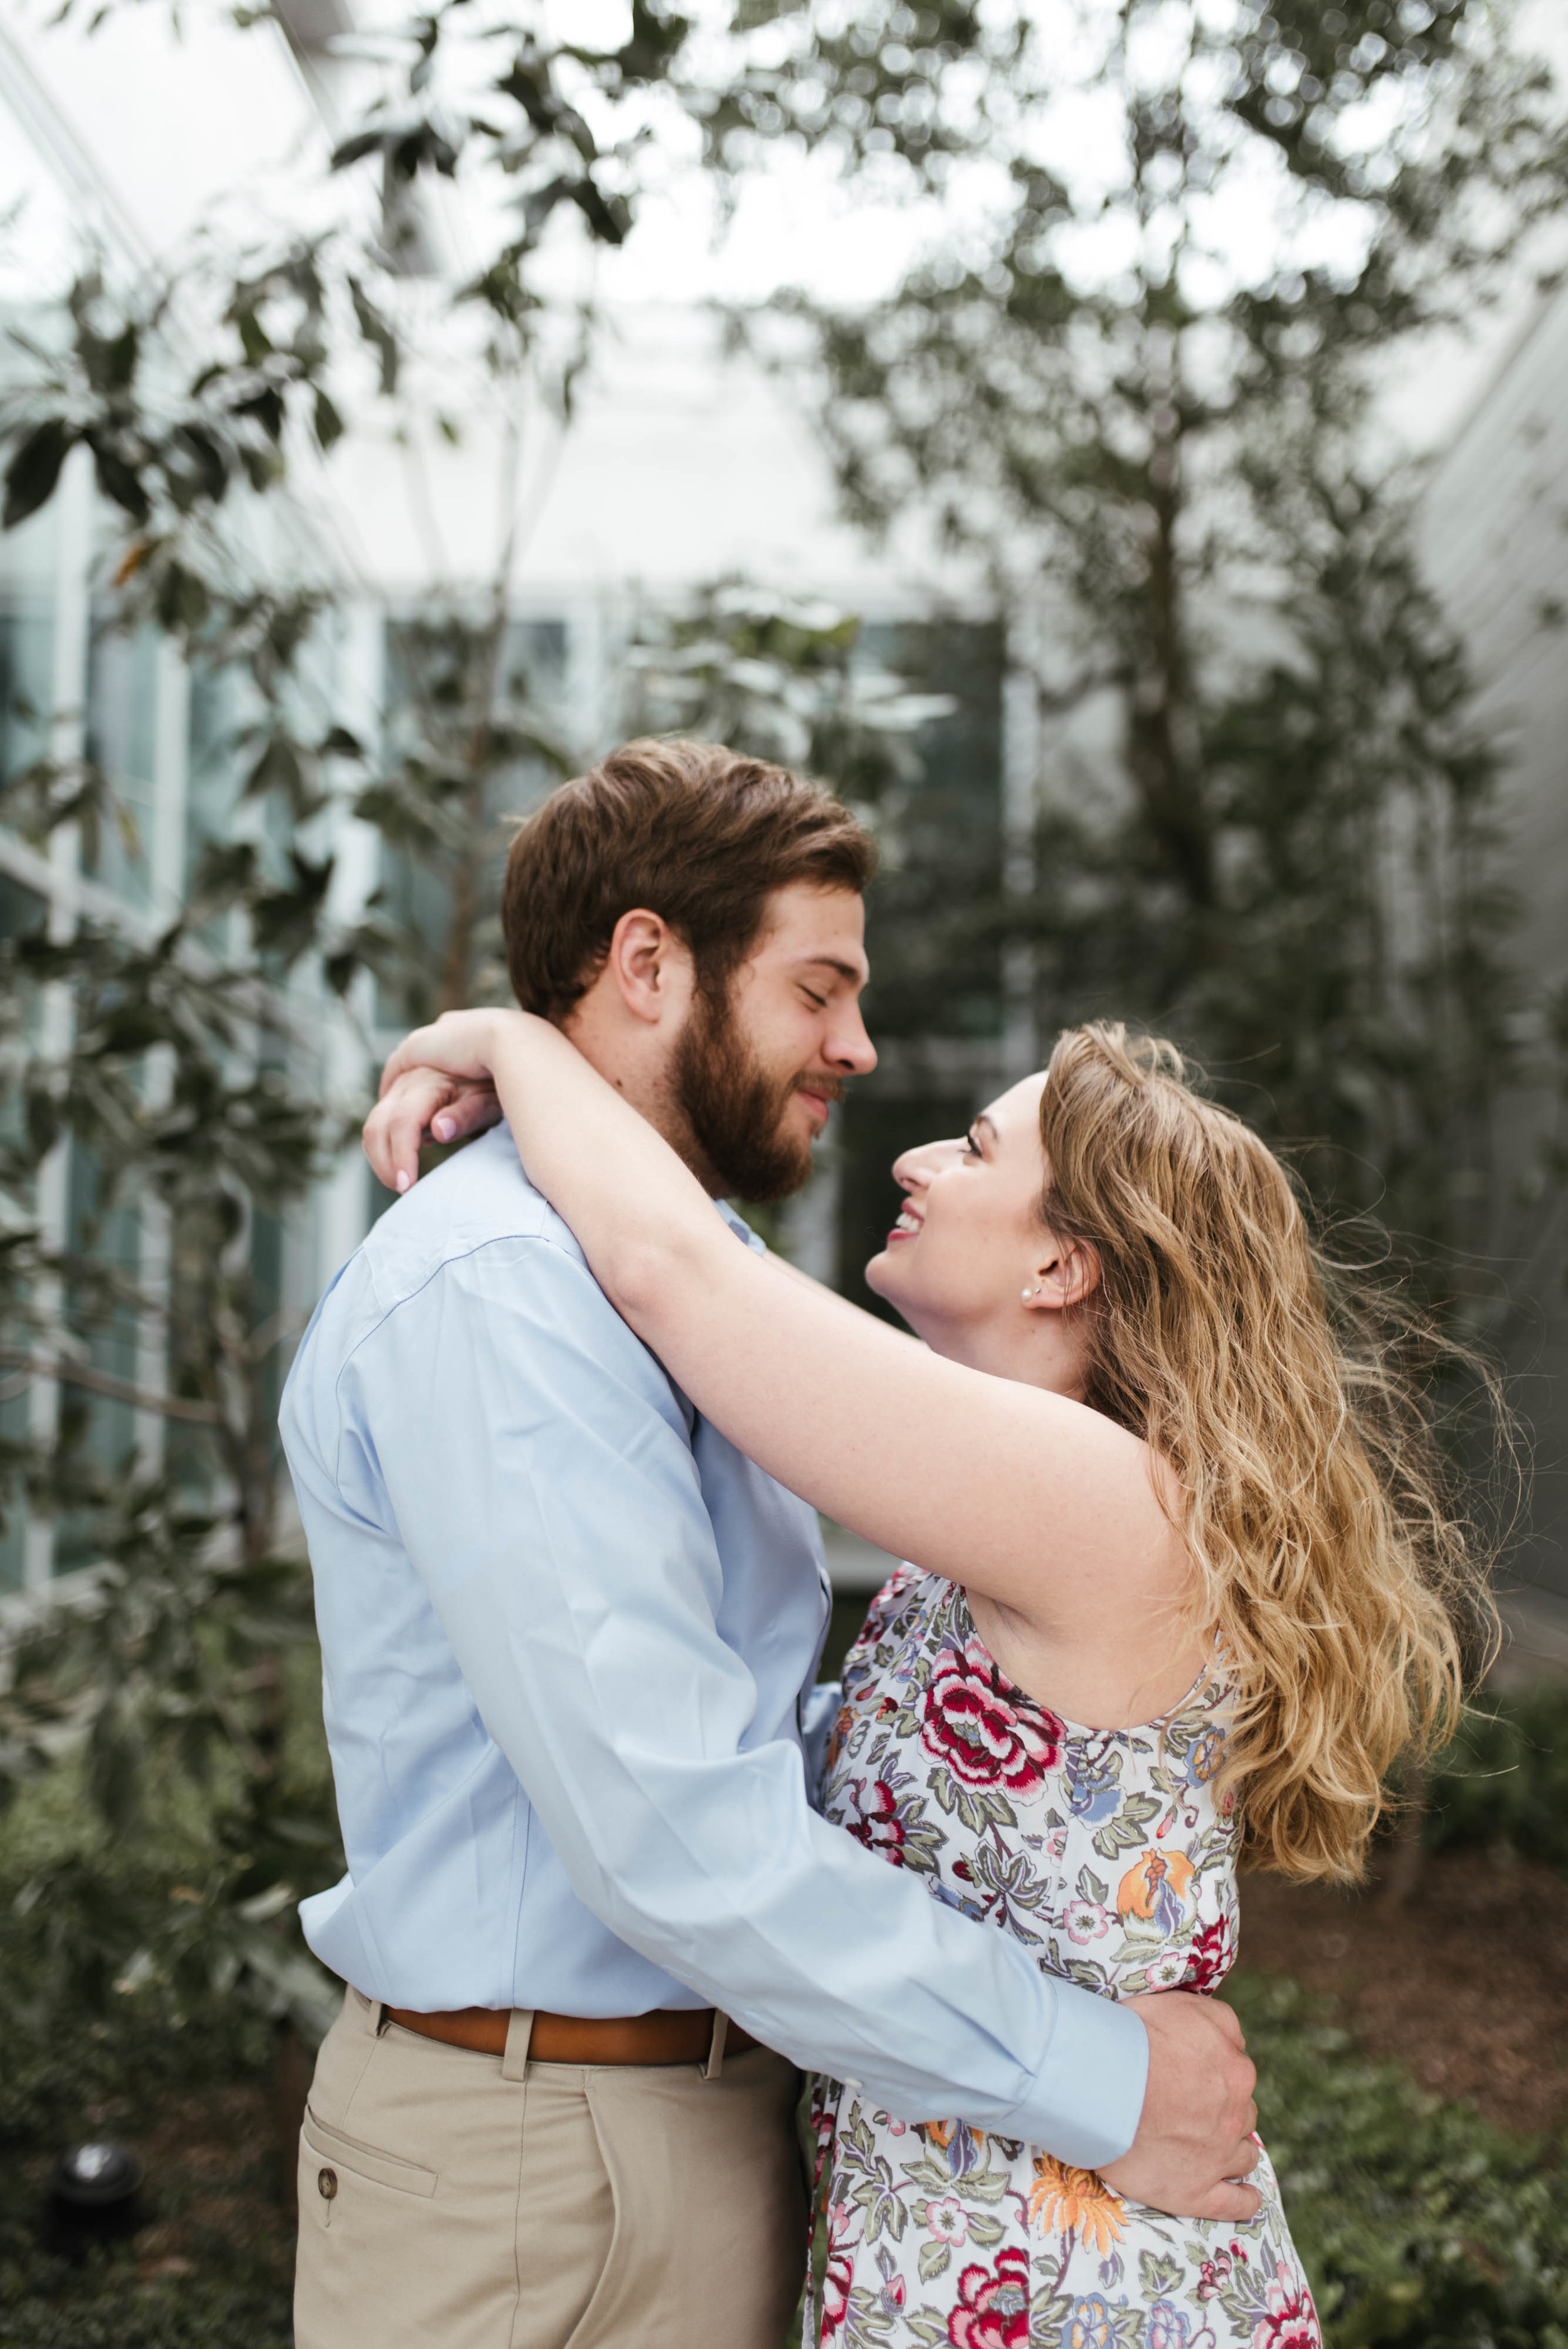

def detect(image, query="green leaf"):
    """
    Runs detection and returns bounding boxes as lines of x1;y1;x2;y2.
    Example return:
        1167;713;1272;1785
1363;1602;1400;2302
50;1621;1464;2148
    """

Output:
234;385;285;443
243;731;309;813
349;277;400;396
1140;2250;1184;2299
171;423;230;506
313;389;345;453
1091;1793;1163;1859
332;127;388;172
86;433;152;524
4;419;76;529
918;2239;951;2284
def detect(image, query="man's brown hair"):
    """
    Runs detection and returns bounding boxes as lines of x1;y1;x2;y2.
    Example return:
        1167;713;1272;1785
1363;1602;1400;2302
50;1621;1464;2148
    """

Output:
501;738;877;1021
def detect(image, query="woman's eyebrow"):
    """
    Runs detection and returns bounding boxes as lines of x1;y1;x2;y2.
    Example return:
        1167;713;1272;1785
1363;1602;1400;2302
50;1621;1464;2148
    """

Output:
973;1113;999;1142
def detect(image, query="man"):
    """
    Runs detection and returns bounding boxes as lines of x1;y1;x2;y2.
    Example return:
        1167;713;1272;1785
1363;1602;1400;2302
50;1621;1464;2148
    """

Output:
281;740;1258;2349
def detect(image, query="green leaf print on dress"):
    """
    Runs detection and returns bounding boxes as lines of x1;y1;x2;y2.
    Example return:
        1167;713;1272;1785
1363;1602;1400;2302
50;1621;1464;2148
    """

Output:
805;1569;1320;2349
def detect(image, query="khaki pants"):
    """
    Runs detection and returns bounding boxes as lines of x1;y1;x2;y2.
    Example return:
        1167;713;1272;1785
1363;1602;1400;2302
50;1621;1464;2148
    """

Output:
294;1988;806;2349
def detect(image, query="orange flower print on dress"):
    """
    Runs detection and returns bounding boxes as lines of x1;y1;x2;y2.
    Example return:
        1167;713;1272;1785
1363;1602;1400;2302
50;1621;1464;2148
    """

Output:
1026;2156;1126;2256
807;1570;1311;2349
1117;1846;1195;1935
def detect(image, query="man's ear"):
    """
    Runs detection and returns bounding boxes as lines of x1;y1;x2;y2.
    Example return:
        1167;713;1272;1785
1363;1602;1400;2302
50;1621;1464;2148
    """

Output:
1025;1236;1102;1312
603;908;695;1027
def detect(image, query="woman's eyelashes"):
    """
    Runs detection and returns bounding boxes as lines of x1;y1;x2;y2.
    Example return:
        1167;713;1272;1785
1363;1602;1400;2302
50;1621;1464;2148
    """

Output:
963;1129;984;1160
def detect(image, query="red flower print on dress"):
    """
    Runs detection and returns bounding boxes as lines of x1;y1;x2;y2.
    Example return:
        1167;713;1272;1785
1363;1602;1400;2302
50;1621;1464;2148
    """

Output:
843;1776;907;1863
807;2086;836;2200
1182;1912;1237;1995
820;2201;860;2343
1250;2261;1321;2349
921;1641;1064;1795
948;2244;1029;2348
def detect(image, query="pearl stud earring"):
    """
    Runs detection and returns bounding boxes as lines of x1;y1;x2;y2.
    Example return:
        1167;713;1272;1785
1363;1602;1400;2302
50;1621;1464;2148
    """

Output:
1020;1285;1037;1300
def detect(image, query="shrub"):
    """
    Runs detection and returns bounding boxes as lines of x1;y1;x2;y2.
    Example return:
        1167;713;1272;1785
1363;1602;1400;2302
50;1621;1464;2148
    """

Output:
1424;1684;1568;1874
1231;1971;1567;2349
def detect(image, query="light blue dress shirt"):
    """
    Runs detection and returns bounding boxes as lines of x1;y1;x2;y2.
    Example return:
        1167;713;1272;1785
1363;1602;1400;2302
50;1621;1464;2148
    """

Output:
279;1124;1148;2168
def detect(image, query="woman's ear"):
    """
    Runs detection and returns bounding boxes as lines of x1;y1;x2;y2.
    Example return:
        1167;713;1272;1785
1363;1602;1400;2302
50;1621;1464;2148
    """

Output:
1025;1236;1102;1312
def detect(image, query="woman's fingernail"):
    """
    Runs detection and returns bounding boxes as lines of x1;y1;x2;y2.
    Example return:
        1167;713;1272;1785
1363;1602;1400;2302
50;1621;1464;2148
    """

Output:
433;1116;453;1142
396;1169;411;1192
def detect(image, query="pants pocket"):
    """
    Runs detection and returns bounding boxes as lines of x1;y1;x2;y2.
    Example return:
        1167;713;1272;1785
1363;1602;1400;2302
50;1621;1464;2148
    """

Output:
300;2102;440;2230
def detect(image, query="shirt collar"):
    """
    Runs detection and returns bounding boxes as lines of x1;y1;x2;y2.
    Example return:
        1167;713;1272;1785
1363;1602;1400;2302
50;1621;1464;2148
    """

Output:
713;1198;768;1255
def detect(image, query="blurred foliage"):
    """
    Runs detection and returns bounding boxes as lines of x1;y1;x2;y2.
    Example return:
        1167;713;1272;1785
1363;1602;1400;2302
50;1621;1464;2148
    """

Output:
1424;1680;1568;1875
625;580;955;806
743;0;1568;1313
0;1795;297;2348
0;2262;291;2349
1230;1969;1567;2349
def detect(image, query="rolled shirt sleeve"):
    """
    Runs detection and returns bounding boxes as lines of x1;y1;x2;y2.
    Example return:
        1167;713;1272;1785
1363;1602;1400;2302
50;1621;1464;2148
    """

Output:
326;1229;1147;2168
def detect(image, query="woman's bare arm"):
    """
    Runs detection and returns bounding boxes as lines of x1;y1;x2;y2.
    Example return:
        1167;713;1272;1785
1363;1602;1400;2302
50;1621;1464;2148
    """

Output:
368;1010;1184;1636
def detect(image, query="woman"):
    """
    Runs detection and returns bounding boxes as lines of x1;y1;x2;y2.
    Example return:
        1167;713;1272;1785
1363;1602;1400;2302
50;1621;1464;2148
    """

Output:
369;1009;1491;2349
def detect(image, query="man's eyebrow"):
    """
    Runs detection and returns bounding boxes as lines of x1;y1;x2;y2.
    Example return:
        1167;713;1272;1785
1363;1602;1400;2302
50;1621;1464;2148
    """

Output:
795;953;868;985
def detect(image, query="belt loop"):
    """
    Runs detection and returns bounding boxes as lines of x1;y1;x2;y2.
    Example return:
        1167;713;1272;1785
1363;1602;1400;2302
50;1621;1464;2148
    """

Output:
502;2008;534;2082
351;1986;388;2039
702;2012;728;2082
374;2002;391;2039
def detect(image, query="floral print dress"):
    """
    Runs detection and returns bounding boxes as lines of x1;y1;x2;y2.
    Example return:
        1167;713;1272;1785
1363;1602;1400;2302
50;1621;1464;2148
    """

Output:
805;1568;1320;2349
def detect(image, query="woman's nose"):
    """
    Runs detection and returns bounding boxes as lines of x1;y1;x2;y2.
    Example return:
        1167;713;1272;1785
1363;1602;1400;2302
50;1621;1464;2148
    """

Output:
891;1135;963;1191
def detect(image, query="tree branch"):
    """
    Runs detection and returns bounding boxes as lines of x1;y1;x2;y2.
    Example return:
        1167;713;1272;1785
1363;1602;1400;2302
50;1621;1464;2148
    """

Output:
0;1351;224;1426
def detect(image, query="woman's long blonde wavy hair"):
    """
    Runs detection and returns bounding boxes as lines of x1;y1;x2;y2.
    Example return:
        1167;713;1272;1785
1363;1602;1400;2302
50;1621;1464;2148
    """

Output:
1038;1021;1502;1883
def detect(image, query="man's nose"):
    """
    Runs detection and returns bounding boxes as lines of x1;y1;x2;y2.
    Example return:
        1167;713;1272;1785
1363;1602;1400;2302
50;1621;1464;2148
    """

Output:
827;1000;877;1076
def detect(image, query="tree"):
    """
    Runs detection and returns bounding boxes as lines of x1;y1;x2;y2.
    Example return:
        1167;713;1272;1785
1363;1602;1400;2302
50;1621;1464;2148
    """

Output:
736;0;1566;1307
0;2;694;2040
0;0;957;2062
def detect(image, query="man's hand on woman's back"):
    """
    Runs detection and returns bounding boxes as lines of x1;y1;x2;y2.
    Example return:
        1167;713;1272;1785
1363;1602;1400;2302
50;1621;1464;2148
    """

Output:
1101;1991;1261;2221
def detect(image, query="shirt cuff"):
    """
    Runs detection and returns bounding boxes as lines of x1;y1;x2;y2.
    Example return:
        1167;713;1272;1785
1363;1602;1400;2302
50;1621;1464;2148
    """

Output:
798;1681;842;1808
1027;1980;1149;2171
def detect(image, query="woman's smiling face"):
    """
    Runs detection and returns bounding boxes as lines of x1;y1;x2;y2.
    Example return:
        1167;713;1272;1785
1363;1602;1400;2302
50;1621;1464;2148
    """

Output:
865;1073;1060;1345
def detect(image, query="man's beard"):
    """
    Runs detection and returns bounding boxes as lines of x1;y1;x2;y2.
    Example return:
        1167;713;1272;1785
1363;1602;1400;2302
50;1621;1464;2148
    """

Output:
672;987;843;1203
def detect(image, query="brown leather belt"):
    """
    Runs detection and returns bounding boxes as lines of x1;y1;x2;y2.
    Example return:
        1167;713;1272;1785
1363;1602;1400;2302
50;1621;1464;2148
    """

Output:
384;2003;759;2067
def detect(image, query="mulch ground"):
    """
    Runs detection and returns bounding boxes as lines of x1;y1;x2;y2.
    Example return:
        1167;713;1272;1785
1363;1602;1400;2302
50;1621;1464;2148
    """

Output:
1237;1845;1568;2138
133;2083;294;2285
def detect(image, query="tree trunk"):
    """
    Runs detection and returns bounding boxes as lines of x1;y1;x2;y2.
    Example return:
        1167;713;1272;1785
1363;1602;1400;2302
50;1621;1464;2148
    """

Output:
275;2016;312;2218
1375;1764;1427;1909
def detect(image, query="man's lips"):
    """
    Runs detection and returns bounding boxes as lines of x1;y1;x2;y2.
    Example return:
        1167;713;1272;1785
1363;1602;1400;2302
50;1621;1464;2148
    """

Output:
794;1078;842;1129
